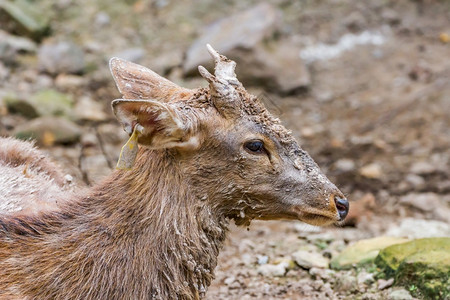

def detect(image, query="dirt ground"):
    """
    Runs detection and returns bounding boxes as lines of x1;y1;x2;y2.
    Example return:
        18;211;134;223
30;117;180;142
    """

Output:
1;0;449;299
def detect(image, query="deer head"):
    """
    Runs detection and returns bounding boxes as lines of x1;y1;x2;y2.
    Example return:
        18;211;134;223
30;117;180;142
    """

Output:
109;45;348;227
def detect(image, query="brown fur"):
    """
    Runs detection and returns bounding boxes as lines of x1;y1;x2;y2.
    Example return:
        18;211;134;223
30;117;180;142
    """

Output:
0;50;347;299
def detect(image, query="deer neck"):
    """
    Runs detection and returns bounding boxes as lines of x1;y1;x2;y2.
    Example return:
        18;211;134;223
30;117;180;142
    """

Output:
84;148;229;298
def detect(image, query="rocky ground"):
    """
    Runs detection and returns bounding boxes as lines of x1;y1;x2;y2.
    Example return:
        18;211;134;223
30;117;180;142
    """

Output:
1;0;449;299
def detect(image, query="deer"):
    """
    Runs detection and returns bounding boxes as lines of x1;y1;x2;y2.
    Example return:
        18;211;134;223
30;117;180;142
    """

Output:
0;45;349;300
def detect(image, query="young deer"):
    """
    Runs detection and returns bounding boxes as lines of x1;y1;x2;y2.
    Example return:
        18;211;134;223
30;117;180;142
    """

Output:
0;45;349;299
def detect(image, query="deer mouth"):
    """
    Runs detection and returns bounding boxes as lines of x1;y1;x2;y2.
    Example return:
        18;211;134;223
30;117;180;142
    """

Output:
290;206;338;226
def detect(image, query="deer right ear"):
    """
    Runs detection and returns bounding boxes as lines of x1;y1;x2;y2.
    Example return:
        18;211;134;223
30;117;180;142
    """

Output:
112;99;190;149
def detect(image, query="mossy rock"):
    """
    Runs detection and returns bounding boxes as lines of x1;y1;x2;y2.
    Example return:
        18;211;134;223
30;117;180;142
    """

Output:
375;238;450;300
0;0;50;40
28;89;74;118
330;236;409;270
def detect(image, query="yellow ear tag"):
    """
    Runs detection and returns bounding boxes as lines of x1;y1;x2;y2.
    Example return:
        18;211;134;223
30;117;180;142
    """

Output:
116;125;142;170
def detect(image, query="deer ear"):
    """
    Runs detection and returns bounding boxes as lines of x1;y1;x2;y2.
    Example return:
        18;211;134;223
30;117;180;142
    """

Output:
109;57;192;102
112;99;192;149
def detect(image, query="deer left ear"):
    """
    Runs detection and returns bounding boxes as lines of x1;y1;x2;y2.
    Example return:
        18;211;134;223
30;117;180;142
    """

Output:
112;99;193;149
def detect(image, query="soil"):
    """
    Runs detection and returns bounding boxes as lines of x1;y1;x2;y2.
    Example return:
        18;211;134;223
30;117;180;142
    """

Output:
1;0;449;299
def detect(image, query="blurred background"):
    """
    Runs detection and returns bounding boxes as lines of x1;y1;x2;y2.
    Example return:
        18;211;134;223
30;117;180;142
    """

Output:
0;0;449;299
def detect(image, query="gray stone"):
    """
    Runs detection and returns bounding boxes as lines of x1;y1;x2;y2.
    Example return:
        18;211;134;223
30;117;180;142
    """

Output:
388;289;414;300
292;250;329;269
13;116;81;145
73;96;107;122
335;272;358;292
334;158;356;172
231;40;311;93
113;48;146;64
38;41;85;74
183;3;281;74
0;29;36;63
357;270;375;285
385;218;450;239
0;0;50;40
54;74;85;91
410;161;437;175
399;193;444;212
28;89;74;118
359;163;383;179
4;93;38;118
256;261;289;277
377;278;394;290
94;12;110;27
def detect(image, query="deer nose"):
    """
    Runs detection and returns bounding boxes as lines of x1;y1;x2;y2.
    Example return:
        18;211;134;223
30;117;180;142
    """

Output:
334;196;349;221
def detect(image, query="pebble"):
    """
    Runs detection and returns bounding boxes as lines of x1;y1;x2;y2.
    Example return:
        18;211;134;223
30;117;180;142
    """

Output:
257;261;289;277
385;218;450;239
388;288;414;300
334;158;356;172
377;278;394;290
257;255;269;265
292;250;329;269
410;161;437;175
38;41;85;74
13;116;81;146
359;163;383;179
357;270;375;285
74;96;108;122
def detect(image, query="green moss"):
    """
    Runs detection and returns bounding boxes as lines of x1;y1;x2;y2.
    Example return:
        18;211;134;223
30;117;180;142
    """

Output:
375;238;450;300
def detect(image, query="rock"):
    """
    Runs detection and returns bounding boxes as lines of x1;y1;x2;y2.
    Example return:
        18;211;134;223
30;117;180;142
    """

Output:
94;11;110;27
224;276;235;286
183;3;280;74
404;173;425;189
305;232;334;243
0;29;37;63
381;9;401;26
292;250;329;269
232;40;311;94
97;123;127;145
0;0;50;40
376;238;450;300
112;48;145;64
388;289;414;300
359;163;383;179
330;237;409;270
13;116;81;146
73;96;107;122
257;261;289;277
28;89;74;118
3;93;38;118
410;161;437;175
38;41;85;74
80;153;111;184
54;74;85;91
335;272;358;292
343;11;367;31
385;218;450;239
377;278;394;290
309;267;335;282
357;270;375;286
399;193;445;213
257;255;269;265
334;158;356;172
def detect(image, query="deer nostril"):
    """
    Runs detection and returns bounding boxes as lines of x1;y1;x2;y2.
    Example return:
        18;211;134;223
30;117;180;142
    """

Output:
334;196;349;221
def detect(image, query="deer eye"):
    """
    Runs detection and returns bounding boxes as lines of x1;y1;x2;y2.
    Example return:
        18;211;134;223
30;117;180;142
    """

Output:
244;140;265;154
